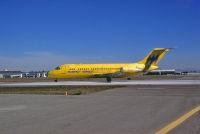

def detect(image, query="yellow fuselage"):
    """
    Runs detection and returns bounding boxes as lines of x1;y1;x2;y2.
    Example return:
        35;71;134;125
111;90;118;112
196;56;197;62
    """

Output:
48;63;157;79
48;48;170;81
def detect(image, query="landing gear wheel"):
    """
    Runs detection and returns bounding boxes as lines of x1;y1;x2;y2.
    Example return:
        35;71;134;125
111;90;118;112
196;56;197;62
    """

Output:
127;78;131;80
54;79;58;82
106;77;112;83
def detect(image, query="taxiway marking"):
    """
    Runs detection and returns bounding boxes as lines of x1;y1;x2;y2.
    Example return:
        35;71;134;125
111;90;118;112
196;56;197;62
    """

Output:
155;105;200;134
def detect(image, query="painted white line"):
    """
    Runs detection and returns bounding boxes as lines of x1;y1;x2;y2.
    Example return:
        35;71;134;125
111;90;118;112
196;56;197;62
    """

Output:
0;80;200;87
0;105;27;112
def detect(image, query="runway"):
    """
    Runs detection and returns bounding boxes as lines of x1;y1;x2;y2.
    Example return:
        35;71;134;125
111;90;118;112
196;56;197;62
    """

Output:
0;80;200;87
1;85;200;134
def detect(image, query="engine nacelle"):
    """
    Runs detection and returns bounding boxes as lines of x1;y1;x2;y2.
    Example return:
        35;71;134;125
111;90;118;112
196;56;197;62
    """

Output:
120;67;136;73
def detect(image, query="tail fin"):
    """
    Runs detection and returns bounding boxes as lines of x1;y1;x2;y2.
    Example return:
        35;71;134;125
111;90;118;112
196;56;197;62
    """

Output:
138;48;170;71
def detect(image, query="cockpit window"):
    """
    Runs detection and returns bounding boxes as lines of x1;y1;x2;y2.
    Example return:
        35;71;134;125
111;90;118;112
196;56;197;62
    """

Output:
55;66;61;70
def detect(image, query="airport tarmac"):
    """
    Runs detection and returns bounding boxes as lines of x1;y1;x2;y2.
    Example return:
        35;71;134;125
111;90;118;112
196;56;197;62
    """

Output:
1;85;200;134
0;80;200;87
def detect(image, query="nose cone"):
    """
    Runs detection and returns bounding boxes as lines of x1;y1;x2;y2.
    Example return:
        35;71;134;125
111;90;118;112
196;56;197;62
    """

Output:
47;70;54;78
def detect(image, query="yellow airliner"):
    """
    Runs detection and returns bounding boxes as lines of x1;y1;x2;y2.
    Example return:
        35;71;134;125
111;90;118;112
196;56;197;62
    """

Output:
48;48;170;82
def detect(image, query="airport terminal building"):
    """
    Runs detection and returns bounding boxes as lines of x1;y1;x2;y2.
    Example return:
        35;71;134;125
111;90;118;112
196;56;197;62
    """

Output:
0;70;47;78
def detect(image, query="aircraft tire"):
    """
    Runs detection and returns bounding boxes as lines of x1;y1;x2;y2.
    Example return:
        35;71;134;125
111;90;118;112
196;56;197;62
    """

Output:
106;77;112;83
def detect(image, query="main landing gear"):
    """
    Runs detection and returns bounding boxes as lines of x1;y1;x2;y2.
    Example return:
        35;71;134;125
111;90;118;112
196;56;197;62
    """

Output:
54;79;58;82
106;77;112;83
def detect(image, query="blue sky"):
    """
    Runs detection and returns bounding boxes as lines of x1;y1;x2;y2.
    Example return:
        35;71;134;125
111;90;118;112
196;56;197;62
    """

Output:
0;0;200;71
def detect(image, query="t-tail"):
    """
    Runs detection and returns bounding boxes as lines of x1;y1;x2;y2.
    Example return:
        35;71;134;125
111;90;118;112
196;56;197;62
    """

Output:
138;48;170;72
